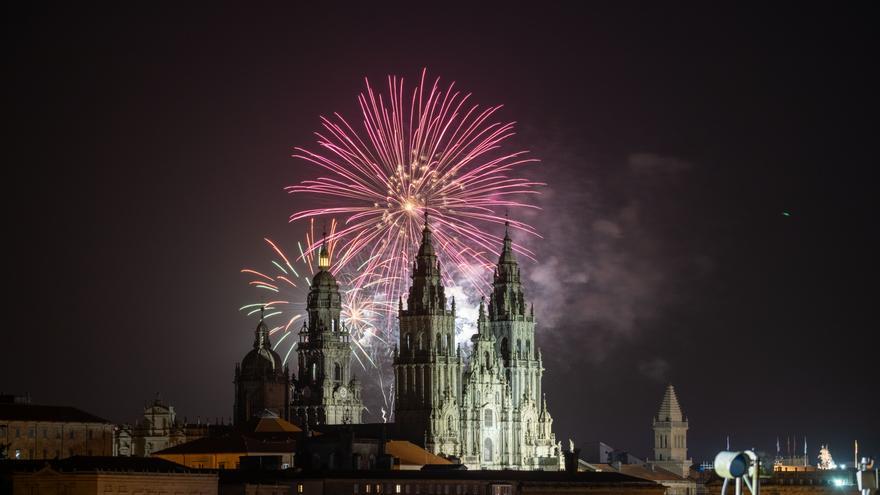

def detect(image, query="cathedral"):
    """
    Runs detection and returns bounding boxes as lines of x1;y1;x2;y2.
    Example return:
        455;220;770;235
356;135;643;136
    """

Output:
234;238;364;428
393;214;561;470
234;214;560;470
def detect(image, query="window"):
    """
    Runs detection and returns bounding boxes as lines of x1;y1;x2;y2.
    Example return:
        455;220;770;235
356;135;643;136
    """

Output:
43;428;48;439
88;430;94;439
15;427;20;438
334;363;342;381
376;485;382;494
366;484;372;493
405;333;412;350
396;485;402;494
14;449;21;459
484;409;494;427
298;484;304;493
28;427;35;438
483;438;493;462
69;431;75;439
354;485;359;494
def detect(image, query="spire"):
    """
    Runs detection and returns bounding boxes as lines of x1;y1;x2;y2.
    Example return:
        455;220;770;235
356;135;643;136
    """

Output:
254;305;271;349
405;210;446;314
657;384;684;422
318;231;330;270
489;219;526;319
418;210;435;257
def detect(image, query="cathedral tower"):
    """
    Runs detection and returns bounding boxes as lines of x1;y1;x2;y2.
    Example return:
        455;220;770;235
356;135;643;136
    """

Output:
234;309;291;425
488;222;543;409
291;236;363;427
650;384;691;477
393;212;463;455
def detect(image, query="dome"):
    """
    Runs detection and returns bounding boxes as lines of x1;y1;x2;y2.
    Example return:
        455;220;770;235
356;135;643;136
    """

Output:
240;319;283;378
311;269;337;287
240;346;283;377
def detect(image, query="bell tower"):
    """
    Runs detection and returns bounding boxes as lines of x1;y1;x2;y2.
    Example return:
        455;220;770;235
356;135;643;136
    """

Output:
651;384;691;477
488;221;542;408
393;212;463;454
291;235;363;427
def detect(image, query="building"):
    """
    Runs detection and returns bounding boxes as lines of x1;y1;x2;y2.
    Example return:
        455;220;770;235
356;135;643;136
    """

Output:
234;308;293;425
649;385;691;478
392;216;560;470
291;237;364;427
114;396;221;457
1;456;217;495
218;468;666;495
580;441;645;466
586;463;696;495
153;411;300;469
0;397;114;460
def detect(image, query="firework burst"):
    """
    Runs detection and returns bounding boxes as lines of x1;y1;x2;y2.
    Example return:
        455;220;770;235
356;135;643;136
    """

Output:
239;219;394;372
287;69;544;305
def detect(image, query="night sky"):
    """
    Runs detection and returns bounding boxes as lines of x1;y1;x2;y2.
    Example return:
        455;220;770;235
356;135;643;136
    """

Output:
7;4;878;464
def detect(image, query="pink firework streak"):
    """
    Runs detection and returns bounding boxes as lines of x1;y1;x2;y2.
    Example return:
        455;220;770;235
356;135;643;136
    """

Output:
287;69;544;307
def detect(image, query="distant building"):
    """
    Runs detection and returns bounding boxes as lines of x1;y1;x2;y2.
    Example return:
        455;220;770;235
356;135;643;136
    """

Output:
290;237;364;427
234;309;293;425
114;396;220;457
217;468;665;495
153;412;300;470
586;463;696;495
649;385;692;478
1;456;217;495
580;441;645;465
0;396;114;460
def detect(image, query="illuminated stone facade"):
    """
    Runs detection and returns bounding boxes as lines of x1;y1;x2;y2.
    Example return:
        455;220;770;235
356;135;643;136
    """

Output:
393;216;560;470
291;238;364;427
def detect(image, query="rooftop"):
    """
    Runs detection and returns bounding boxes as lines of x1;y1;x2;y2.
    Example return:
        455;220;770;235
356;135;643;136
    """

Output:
0;403;111;424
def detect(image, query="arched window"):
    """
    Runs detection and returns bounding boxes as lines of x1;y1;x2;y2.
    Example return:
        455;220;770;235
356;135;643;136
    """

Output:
436;334;441;351
516;339;522;356
334;363;342;381
500;338;509;366
526;340;531;357
405;333;412;351
311;362;317;381
484;352;490;368
484;409;493;427
483;438;493;461
417;333;424;351
447;334;453;353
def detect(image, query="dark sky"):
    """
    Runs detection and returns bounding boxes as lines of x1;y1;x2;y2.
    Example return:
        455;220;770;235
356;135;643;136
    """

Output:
7;4;878;463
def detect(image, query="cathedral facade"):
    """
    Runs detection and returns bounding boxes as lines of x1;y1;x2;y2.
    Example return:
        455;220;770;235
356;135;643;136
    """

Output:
393;215;561;470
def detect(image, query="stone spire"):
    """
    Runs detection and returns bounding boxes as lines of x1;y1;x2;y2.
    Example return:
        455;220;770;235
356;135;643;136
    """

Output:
657;384;684;422
254;306;271;349
405;211;447;314
489;219;526;319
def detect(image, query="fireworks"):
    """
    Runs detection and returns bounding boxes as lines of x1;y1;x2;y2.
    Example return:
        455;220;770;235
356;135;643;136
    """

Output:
287;69;544;304
239;219;394;371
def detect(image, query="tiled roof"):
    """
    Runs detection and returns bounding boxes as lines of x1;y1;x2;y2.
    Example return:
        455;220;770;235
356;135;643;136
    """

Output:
0;456;204;473
0;404;110;424
385;440;452;466
153;433;296;455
